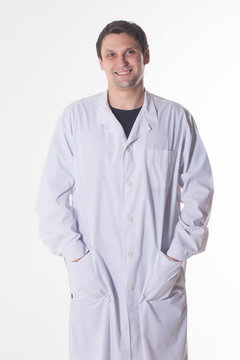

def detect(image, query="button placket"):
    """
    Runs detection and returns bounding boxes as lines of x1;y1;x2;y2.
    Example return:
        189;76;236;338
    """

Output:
128;284;135;291
123;143;137;300
126;179;132;186
127;215;133;222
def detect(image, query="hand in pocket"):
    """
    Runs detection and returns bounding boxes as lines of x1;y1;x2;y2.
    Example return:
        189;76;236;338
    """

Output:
72;250;90;262
144;251;182;301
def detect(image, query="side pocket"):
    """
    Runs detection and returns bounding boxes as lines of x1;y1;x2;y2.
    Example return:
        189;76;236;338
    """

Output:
143;251;182;301
66;249;110;301
64;249;90;272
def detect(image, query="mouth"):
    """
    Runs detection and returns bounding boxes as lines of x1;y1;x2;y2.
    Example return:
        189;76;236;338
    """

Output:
114;69;133;77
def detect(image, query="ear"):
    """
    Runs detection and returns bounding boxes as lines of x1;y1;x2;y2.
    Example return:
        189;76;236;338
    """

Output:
144;49;150;65
98;57;105;71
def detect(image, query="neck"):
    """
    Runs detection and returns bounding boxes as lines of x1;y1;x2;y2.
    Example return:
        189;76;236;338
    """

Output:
107;83;145;110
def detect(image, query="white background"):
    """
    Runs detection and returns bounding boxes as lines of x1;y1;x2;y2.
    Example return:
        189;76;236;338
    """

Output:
0;0;239;359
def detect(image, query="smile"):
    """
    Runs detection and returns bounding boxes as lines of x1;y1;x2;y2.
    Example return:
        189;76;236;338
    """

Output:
115;69;132;76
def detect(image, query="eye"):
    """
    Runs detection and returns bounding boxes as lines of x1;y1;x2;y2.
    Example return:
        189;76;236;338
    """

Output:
127;49;135;55
107;53;115;58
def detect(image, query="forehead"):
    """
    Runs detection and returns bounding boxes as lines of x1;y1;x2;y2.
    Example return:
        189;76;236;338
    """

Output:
101;32;141;52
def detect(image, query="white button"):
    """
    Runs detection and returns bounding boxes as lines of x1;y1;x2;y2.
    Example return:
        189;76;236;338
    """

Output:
126;180;132;186
128;250;133;257
127;215;133;222
129;284;135;291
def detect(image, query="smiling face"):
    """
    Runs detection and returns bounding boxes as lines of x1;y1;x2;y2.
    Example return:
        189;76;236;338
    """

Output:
98;32;149;91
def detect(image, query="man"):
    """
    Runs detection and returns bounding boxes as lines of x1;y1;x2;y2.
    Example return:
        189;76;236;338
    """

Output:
36;20;214;360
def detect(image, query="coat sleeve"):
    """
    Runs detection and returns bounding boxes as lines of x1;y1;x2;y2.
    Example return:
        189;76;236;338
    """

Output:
166;108;214;262
35;106;88;262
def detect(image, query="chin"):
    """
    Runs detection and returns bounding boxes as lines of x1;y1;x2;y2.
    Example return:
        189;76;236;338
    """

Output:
114;79;138;89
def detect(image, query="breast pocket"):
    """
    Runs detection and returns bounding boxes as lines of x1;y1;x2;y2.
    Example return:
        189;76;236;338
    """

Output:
146;149;175;188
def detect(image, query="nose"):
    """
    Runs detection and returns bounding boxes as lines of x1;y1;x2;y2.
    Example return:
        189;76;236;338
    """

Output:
118;54;129;68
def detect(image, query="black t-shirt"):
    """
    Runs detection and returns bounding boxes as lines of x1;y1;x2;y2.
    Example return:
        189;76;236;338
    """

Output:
110;106;142;138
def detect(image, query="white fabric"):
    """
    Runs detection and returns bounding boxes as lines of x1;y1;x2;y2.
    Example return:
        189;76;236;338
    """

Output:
36;89;214;360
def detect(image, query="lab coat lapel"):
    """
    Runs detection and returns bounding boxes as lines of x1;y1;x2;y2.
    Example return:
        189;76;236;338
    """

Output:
96;89;158;145
96;90;126;138
127;89;158;146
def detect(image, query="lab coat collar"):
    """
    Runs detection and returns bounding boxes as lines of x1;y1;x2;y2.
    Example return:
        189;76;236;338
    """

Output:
96;88;158;144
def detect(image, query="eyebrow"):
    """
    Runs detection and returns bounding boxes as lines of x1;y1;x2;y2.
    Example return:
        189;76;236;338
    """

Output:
104;47;136;53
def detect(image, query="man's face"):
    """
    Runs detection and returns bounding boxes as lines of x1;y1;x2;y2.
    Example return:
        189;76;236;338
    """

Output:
98;32;149;90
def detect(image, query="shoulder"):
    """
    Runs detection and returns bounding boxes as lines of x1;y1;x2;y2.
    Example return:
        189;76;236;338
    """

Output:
147;91;196;130
62;91;105;115
58;91;105;129
148;91;187;114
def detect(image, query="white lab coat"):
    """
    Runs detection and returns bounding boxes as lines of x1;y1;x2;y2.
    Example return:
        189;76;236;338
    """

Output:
36;89;214;360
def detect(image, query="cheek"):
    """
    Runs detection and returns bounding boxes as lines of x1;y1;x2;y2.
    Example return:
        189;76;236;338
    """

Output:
101;64;110;73
103;62;113;72
106;66;114;74
131;58;141;69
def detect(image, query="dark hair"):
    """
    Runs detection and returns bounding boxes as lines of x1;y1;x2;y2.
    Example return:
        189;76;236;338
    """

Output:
96;20;149;60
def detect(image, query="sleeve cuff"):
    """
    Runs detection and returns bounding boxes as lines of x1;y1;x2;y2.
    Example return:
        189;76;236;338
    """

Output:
61;240;88;262
166;244;193;262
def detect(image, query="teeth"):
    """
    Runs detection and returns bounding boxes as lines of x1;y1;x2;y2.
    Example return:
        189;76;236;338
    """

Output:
116;70;131;75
